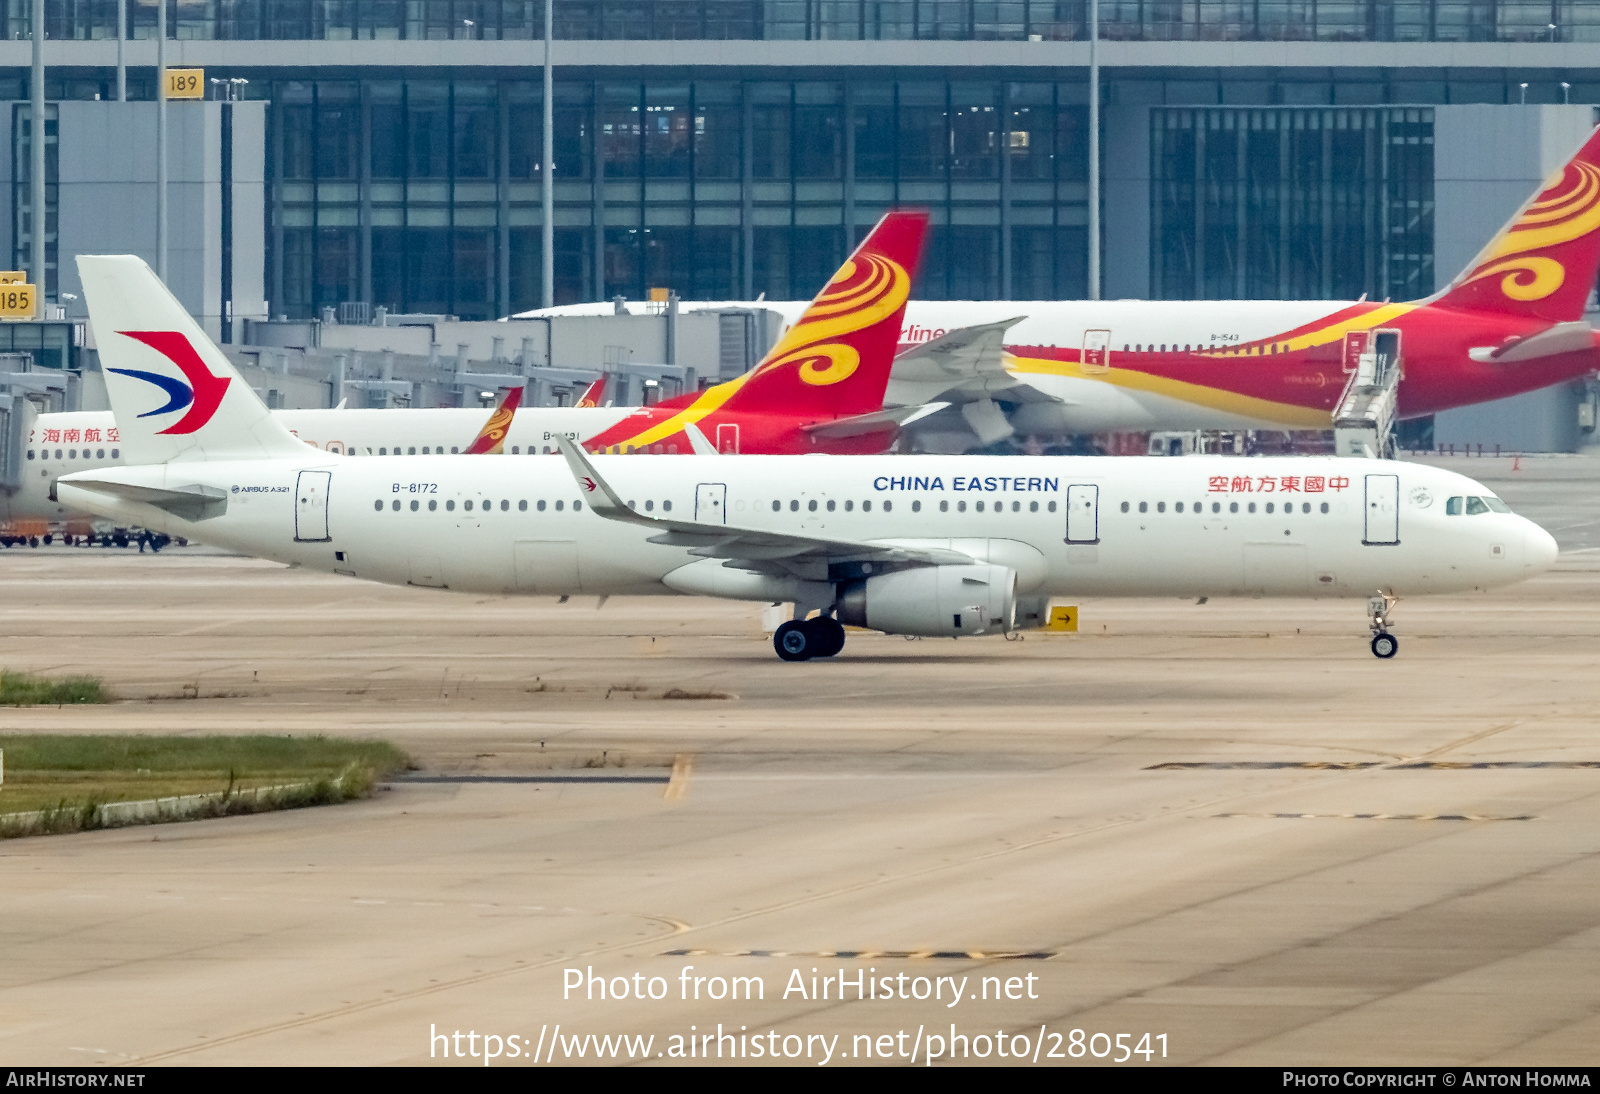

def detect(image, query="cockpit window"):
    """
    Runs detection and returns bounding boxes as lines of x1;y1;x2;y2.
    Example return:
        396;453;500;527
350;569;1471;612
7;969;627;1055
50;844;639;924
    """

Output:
1446;497;1463;515
1465;497;1491;516
1484;497;1511;513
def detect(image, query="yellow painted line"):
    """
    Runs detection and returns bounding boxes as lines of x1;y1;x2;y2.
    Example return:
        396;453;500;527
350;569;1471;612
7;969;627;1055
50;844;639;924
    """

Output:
664;753;694;802
1215;812;1534;822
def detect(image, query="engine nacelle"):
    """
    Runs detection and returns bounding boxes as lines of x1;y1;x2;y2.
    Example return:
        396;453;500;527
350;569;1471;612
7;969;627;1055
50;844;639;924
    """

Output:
836;564;1016;638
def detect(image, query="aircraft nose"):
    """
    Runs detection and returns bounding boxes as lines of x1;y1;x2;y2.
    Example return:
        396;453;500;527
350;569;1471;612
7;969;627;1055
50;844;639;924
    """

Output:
1524;522;1559;572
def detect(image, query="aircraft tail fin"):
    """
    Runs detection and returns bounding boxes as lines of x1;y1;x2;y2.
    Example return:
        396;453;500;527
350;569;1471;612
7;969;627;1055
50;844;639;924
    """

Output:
575;374;607;408
463;386;523;454
716;209;928;418
77;255;308;464
1434;125;1600;322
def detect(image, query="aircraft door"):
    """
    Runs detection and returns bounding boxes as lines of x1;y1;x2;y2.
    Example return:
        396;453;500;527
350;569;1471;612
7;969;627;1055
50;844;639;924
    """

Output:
1065;484;1099;544
716;424;740;454
1082;329;1111;374
695;483;727;524
1363;474;1399;545
294;470;332;542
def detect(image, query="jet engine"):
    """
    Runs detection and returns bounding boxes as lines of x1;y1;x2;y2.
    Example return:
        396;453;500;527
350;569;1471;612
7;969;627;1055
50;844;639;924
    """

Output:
836;563;1016;638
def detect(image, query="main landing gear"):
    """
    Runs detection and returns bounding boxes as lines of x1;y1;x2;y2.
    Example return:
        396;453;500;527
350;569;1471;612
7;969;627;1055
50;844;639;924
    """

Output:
773;615;846;662
1368;593;1399;659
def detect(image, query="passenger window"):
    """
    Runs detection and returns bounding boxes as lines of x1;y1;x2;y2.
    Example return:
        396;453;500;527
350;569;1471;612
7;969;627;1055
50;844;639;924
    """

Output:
771;500;780;512
55;449;61;459
790;500;798;511
883;500;893;513
518;500;527;511
451;446;459;454
539;500;547;511
1485;497;1511;513
409;500;419;512
574;501;582;511
1156;501;1165;513
25;450;32;460
373;500;382;511
826;500;835;512
976;501;985;513
446;500;456;511
429;500;438;511
938;500;947;512
500;499;510;511
1175;502;1183;513
1212;502;1221;513
1229;502;1239;513
846;500;855;511
1301;502;1310;514
957;500;966;513
391;500;401;511
408;447;416;455
1012;501;1020;512
663;500;672;512
1029;501;1038;513
111;448;118;458
863;500;872;512
1265;502;1274;514
912;500;921;512
1047;501;1057;512
1138;501;1147;513
510;446;517;454
464;500;474;511
808;500;818;512
96;448;104;459
1247;502;1256;513
555;500;564;511
1320;502;1329;513
1465;496;1491;515
645;500;654;511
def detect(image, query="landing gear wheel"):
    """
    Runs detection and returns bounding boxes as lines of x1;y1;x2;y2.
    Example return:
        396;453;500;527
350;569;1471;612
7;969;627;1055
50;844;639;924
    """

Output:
774;620;816;662
1370;632;1399;659
808;616;846;658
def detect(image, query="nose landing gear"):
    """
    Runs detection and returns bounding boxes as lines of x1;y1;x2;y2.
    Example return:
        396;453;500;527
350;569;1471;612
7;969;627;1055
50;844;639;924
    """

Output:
773;615;846;662
1368;592;1399;659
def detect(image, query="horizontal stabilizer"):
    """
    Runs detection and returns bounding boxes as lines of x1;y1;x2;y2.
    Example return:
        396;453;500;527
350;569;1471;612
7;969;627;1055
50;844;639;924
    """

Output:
1468;320;1600;363
62;478;228;522
801;401;949;439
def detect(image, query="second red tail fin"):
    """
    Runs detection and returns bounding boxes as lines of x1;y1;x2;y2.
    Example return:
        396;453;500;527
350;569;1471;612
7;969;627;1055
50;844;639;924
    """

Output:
1434;125;1600;322
464;386;522;455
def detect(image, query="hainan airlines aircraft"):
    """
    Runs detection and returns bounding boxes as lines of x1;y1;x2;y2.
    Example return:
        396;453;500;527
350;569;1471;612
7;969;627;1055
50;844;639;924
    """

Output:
58;255;1558;661
523;126;1600;441
3;212;932;531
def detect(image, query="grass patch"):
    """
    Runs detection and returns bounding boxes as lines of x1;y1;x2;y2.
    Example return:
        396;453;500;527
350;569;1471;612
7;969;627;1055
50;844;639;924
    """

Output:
0;734;409;834
0;671;110;706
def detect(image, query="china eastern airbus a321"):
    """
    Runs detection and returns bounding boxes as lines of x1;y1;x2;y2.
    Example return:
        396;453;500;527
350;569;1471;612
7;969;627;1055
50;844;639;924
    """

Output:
59;254;1556;661
529;125;1600;441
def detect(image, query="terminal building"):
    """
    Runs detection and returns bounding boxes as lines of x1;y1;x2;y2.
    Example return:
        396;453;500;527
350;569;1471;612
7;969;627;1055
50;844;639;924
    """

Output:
1;2;1598;449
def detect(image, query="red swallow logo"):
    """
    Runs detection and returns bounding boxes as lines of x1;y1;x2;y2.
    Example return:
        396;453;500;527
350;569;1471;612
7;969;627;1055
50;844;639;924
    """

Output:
116;330;230;435
582;477;597;493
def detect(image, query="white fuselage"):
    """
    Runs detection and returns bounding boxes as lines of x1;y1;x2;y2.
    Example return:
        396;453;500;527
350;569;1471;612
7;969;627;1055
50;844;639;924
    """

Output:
59;453;1554;604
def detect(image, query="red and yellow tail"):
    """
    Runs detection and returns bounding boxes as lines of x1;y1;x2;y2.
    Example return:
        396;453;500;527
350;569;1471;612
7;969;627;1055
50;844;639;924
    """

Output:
582;209;927;453
464;386;522;455
1436;125;1600;322
575;374;607;408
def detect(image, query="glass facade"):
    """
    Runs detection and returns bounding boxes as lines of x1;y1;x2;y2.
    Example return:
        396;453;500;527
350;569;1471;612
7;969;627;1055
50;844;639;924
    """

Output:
5;1;1599;42
1151;107;1434;301
267;77;1090;318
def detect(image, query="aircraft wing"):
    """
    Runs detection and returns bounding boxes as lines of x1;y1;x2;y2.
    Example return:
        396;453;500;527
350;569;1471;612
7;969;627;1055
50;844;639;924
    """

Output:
58;477;228;521
1468;321;1600;363
800;401;949;439
884;318;1038;407
554;437;972;580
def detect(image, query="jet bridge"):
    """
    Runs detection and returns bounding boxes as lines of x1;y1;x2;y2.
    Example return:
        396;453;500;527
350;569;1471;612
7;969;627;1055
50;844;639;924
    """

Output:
0;357;72;497
1333;330;1402;459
